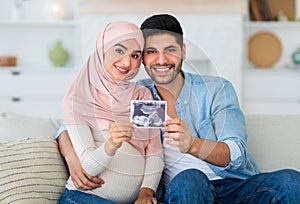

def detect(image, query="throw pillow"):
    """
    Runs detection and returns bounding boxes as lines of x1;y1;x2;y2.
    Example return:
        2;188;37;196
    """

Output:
0;137;68;204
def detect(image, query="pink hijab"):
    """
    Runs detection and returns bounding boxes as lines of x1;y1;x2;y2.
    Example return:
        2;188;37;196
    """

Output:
62;21;145;129
62;21;162;157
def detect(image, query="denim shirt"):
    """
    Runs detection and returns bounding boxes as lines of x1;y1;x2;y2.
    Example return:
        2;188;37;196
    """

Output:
137;71;260;180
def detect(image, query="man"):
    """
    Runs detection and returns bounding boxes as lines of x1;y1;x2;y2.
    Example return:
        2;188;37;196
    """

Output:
57;14;300;203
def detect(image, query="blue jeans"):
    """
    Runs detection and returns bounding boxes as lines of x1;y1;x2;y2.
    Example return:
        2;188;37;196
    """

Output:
59;189;117;204
160;168;300;204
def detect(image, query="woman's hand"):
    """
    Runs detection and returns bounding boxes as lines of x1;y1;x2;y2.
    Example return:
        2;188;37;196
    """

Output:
134;188;157;204
109;121;135;148
105;122;135;156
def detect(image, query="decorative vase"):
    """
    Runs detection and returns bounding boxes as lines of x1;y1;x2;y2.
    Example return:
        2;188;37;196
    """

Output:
291;47;300;65
49;40;69;67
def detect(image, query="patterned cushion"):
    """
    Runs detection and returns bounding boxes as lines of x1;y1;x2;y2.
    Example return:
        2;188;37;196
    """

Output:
0;137;68;204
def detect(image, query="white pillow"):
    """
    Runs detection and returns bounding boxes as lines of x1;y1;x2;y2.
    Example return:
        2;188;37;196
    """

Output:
0;112;61;142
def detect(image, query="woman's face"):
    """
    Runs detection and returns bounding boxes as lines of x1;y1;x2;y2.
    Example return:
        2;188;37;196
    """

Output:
104;39;142;81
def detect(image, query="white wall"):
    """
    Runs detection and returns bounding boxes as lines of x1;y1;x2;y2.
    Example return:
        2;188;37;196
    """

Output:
78;0;247;15
78;14;244;100
0;1;245;101
0;0;76;20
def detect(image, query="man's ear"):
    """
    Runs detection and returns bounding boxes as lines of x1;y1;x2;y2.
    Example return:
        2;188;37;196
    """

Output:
182;43;186;60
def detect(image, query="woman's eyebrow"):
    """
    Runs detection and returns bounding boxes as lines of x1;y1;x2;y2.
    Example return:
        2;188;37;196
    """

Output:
114;43;141;53
114;43;128;50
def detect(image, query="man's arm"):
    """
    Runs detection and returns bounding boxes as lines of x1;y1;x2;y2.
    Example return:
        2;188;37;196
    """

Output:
58;130;105;190
188;137;230;167
164;118;230;167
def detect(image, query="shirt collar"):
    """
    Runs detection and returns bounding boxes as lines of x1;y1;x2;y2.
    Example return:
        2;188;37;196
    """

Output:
177;71;191;104
149;70;192;104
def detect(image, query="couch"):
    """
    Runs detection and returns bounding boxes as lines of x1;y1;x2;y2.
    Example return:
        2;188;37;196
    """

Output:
1;112;300;203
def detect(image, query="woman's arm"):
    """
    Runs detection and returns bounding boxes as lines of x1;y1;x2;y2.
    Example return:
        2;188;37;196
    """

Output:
58;130;104;190
66;125;113;176
66;122;135;176
136;129;164;203
135;156;164;204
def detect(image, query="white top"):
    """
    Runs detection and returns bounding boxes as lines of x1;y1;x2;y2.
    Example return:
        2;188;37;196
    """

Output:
65;125;164;203
162;115;222;187
162;139;222;187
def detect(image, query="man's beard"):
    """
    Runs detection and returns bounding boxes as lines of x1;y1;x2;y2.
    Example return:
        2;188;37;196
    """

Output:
145;60;183;85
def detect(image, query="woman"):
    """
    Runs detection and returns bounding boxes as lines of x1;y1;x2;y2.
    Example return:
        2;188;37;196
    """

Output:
59;21;164;204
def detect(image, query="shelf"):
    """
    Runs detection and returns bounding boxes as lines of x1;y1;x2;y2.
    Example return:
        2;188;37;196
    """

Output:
0;66;79;75
243;7;300;114
244;19;300;75
0;20;78;27
0;20;80;70
246;21;300;28
244;67;300;77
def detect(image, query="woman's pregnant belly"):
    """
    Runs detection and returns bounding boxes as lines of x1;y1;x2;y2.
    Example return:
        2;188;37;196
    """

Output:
91;142;146;203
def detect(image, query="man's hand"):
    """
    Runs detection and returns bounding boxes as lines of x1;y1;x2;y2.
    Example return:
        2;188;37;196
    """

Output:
163;118;194;153
163;118;230;167
134;187;157;204
66;155;105;190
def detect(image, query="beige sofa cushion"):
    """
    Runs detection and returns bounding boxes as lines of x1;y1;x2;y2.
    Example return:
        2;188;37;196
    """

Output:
1;112;300;203
246;115;300;172
0;112;60;143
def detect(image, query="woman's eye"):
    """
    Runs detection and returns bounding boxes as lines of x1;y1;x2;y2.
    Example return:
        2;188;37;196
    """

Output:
115;48;124;55
132;53;141;59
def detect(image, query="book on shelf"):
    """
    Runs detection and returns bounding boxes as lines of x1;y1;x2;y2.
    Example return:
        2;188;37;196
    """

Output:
266;0;295;21
250;0;272;21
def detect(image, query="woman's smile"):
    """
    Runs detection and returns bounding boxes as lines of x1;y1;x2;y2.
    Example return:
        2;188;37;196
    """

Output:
115;65;129;74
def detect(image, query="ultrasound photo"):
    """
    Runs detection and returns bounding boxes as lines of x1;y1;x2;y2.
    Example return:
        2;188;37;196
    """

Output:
130;100;167;128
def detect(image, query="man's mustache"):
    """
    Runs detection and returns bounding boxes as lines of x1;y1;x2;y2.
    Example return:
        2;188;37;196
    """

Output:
148;64;175;69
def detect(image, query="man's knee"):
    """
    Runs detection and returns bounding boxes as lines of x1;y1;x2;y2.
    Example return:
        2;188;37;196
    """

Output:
171;169;209;188
271;169;300;182
275;169;300;188
270;169;300;202
165;169;214;204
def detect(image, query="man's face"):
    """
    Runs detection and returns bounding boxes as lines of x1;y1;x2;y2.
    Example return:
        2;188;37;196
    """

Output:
142;34;186;85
